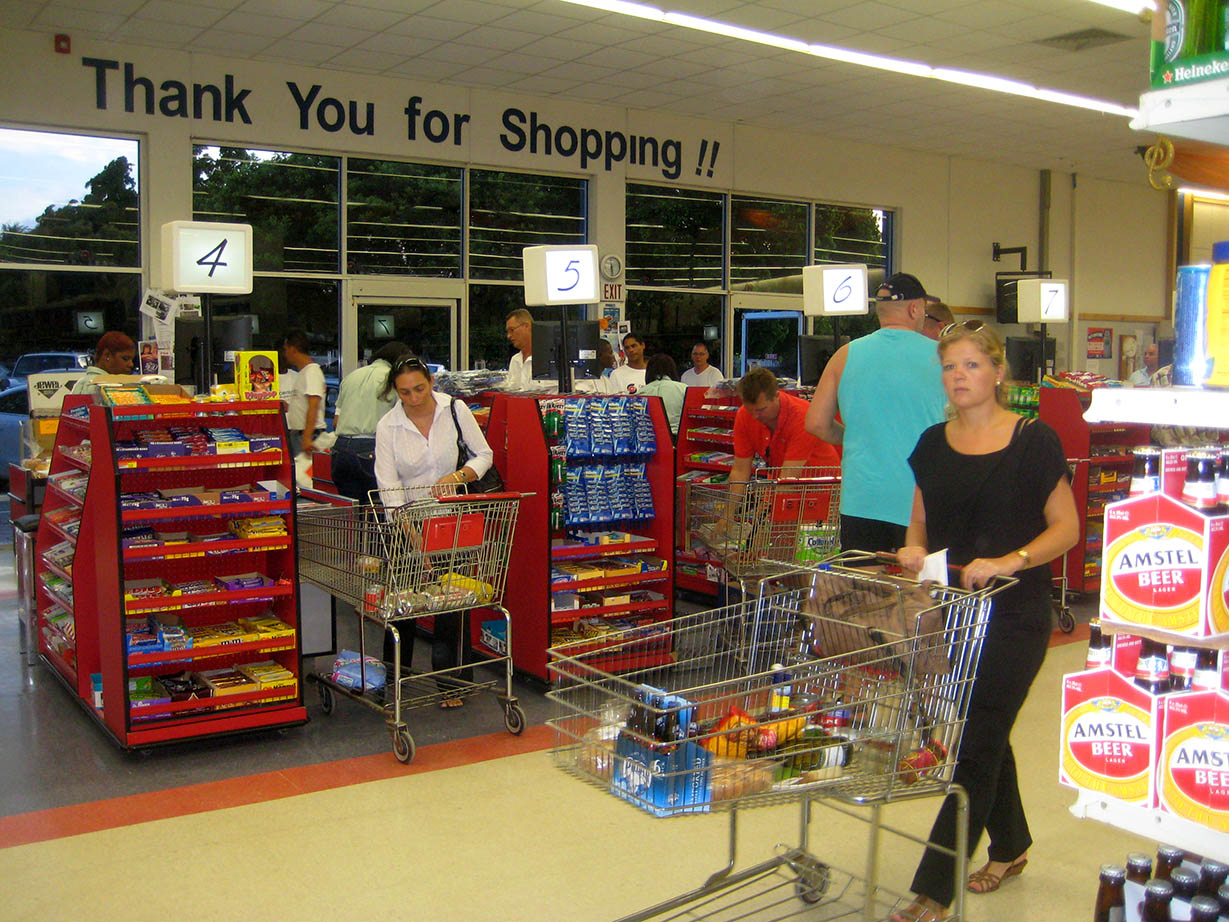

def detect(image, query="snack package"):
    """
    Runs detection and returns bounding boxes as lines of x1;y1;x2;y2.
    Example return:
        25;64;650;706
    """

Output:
330;650;386;691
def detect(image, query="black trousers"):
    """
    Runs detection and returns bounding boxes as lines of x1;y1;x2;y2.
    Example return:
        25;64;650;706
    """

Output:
331;435;377;503
910;602;1051;907
383;611;474;689
839;514;907;554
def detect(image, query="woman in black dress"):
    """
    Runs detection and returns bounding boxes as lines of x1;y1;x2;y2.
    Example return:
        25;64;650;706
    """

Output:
891;323;1079;922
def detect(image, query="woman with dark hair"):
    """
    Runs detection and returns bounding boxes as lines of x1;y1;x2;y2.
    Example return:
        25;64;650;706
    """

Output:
71;331;136;395
637;352;688;434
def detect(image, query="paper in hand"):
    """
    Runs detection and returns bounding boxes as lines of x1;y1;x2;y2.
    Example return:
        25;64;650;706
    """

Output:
919;548;948;585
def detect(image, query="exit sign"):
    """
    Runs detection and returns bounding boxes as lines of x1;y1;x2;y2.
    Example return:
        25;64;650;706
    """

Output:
603;283;624;302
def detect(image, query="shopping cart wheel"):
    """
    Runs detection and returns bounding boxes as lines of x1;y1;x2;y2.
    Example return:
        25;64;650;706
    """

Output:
318;683;335;715
504;703;526;735
392;726;416;763
1054;600;1075;634
792;854;830;904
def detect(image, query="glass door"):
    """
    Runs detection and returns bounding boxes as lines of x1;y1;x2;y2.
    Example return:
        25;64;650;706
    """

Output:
352;296;457;372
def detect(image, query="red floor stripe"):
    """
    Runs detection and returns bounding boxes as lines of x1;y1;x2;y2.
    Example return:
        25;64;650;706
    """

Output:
1050;621;1090;648
0;723;554;850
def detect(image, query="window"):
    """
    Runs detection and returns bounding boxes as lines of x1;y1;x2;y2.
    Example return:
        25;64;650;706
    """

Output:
625;290;725;377
730;196;807;291
193;145;340;273
0;127;140;268
346;158;462;277
626;184;723;289
0;269;140;368
468;284;585;372
468;170;586;281
814;204;891;273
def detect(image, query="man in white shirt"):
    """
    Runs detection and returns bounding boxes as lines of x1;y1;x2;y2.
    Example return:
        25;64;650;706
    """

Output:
505;308;534;388
281;330;326;457
1128;343;1159;386
606;331;648;393
681;341;724;388
331;340;406;502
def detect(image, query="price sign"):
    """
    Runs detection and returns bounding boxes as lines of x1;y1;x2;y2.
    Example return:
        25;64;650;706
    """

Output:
522;244;600;306
802;263;869;316
1016;278;1069;323
161;220;253;294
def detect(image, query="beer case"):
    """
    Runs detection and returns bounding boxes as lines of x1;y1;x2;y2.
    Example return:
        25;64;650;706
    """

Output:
1060;667;1160;806
1161;448;1189;499
612;733;712;817
1158;690;1229;833
1112;633;1142;676
1100;492;1229;637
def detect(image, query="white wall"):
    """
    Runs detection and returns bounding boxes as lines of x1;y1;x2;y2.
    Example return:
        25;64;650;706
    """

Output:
0;27;1172;375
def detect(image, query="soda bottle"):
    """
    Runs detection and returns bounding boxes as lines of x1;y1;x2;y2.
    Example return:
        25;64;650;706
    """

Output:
1127;852;1154;885
1155;845;1185;882
1192;647;1221;691
1170;645;1199;691
1094;864;1126;922
1197;859;1229;899
1140;879;1174;922
1086;619;1112;670
1171;866;1199;902
1134;640;1171;695
1188;896;1220;922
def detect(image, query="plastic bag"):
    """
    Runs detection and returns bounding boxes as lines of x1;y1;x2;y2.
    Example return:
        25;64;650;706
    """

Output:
294;452;313;491
331;649;386;690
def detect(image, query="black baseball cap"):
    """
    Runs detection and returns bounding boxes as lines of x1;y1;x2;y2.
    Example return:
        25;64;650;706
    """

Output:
877;272;938;302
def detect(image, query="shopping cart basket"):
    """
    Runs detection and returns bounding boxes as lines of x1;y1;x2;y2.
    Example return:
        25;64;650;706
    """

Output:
298;486;526;762
679;467;841;598
548;553;1012;921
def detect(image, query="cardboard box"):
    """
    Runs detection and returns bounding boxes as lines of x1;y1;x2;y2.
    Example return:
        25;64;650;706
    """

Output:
1060;667;1159;806
612;733;712;817
1158;690;1229;833
234;350;279;401
1100;492;1229;637
26;371;84;413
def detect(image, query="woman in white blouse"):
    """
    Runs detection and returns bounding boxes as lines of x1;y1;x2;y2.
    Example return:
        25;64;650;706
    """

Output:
373;354;494;708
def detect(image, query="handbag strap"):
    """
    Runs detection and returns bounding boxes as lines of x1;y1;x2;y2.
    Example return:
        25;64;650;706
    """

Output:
448;397;470;469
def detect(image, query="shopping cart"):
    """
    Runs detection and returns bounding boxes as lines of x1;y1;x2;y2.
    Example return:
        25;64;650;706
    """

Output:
548;552;1011;921
298;486;526;762
679;467;841;598
1051;458;1078;634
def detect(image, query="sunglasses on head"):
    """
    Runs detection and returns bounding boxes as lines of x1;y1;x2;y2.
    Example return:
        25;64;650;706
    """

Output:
939;319;985;338
393;355;428;373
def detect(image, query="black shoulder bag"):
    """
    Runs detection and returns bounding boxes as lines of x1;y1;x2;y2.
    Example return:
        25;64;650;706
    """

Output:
449;398;504;494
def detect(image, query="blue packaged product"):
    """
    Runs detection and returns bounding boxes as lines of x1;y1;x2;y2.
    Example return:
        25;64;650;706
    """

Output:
583;464;611;524
588;397;615;456
604;464;632;521
625;462;654;520
630;397;656;454
611;396;635;456
565;465;588;526
564;398;590;459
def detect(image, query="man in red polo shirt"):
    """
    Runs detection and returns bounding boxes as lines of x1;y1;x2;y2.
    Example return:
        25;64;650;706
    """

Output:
731;366;839;483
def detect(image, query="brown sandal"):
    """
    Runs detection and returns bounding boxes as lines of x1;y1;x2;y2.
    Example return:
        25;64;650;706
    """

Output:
889;896;948;921
967;857;1027;894
440;697;464;709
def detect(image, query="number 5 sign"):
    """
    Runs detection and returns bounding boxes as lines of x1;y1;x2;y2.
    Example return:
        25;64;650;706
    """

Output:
161;221;253;294
522;244;600;306
802;263;869;317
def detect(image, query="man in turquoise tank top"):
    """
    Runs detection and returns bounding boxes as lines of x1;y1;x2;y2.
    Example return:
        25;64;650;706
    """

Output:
805;272;947;552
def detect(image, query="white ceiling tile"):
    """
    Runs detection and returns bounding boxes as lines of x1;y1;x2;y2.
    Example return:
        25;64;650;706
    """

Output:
515;34;604;60
384;57;471;80
107;20;204;45
564;82;631;102
420;42;493;65
132;1;227;27
504;74;579;95
547;21;646;46
321;47;408;72
537;60;619;82
581;45;662;69
428;0;512;26
212;10;301;37
0;0;41;28
286;21;376;46
351;0;437;11
384;14;473;41
310;5;407;31
356;32;436;56
483;51;552;75
449;24;541;52
611;88;683;109
447;65;521;87
632;57;713;79
489;8;575;35
191;28;275;54
236;0;331;18
32;4;129;33
261;37;341;65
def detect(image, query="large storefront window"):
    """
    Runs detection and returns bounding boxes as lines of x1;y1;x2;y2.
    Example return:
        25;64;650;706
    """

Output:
468;283;586;372
346;158;462;277
468;170;586;281
0;127;140;269
814;205;891;274
625;290;724;376
730;196;807;291
193;145;340;273
0;270;141;368
626;184;723;289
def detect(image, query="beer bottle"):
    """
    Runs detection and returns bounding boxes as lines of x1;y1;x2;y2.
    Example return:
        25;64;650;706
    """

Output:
1086;619;1112;670
1094;864;1126;922
1181;450;1220;511
1171;866;1200;901
1140;879;1174;922
1130;446;1162;496
1155;845;1185;882
1197;859;1229;899
1188;895;1220;922
1217;882;1229;915
1192;647;1221;691
1135;640;1171;695
1170;645;1199;691
1127;852;1154;884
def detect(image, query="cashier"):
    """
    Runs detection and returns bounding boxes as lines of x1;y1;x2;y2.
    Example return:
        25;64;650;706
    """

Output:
71;331;136;395
729;366;839;484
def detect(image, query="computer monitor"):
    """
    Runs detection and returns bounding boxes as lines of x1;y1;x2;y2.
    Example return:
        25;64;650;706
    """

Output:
1005;335;1056;384
798;335;832;387
531;319;601;390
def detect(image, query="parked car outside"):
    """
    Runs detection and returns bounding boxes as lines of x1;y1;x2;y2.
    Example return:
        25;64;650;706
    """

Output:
6;352;89;388
0;385;29;486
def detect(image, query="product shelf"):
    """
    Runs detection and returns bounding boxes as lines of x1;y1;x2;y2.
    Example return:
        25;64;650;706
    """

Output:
56;449;91;472
47;482;85;508
41;558;73;584
123;537;291;562
38;581;74;615
123;583;293;615
550;597;670;625
550;537;658;559
41;641;77;685
127;636;296;669
129;686;300;722
1070;790;1228;863
1096;621;1229;651
1088;454;1136;465
44;521;78;545
116;451;284;472
121;500;291;525
550;571;669;594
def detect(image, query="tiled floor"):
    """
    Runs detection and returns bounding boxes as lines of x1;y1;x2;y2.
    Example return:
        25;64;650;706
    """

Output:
0;543;1152;921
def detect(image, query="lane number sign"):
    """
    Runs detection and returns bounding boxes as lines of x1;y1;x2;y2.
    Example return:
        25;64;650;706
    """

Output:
522;245;600;306
802;263;869;316
1016;278;1069;323
161;221;253;294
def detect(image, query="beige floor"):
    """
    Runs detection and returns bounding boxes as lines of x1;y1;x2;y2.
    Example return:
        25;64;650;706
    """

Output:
0;639;1152;921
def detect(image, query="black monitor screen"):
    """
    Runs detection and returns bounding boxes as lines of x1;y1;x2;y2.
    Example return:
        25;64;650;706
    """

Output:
1005;335;1055;384
531;320;602;386
798;335;832;387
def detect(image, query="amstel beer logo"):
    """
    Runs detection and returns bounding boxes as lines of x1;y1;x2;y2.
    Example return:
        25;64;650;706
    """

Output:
1062;696;1152;801
1103;524;1203;630
1160;722;1229;832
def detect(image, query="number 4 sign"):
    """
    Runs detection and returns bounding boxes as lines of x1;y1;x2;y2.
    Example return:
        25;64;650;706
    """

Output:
161;221;253;294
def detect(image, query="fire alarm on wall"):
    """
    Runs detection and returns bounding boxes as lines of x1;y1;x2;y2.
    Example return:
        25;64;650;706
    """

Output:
54;34;70;54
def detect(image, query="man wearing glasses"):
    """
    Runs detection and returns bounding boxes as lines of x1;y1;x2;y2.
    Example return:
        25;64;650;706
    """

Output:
922;301;954;342
805;272;947;553
505;308;534;389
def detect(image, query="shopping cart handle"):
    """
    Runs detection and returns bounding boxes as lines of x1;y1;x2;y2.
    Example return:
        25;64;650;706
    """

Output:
436;491;525;502
843;549;1018;596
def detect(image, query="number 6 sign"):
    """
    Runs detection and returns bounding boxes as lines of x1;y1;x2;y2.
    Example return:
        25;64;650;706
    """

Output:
161;221;253;294
802;263;869;317
522;245;600;306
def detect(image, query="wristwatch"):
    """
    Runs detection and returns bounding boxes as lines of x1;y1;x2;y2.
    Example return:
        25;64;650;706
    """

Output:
1016;549;1032;567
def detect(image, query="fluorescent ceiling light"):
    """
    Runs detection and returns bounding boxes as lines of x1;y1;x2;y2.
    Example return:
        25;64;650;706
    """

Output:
555;0;1139;118
1179;186;1229;201
1089;0;1155;13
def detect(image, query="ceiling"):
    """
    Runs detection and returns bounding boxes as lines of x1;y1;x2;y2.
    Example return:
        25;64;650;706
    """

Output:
0;0;1164;183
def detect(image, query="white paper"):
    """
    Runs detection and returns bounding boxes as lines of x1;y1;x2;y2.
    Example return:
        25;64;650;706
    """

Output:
919;548;948;585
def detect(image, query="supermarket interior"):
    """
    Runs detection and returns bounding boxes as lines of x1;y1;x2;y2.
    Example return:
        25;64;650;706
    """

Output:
3;1;1229;920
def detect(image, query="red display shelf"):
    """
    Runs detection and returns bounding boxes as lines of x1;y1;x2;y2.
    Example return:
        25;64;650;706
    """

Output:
550;598;669;625
691;406;738;418
42;559;73;583
116;451;284;472
58;414;89;433
47;482;85;507
1089;454;1135;465
127;636;296;669
558;648;674;675
551;538;658;559
676;571;720;594
41;641;77;685
122;702;309;746
40;605;75;642
551;571;670;593
1088;482;1129;494
129;686;300;721
123;583;292;615
123;537;291;562
57;449;91;471
39;582;74;614
109;399;284;420
688;430;734;444
684;460;733;473
44;520;79;546
121;500;291;524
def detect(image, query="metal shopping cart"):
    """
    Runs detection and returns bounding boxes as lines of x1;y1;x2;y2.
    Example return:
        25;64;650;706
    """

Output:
679;467;841;599
548;552;1011;921
298;486;525;762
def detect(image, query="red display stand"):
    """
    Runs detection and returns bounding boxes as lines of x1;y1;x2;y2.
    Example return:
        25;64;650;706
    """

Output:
674;386;740;595
485;393;675;681
35;394;308;749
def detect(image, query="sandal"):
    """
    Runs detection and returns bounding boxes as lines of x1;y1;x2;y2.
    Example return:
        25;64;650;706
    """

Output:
889;896;948;922
440;697;464;709
967;856;1027;894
